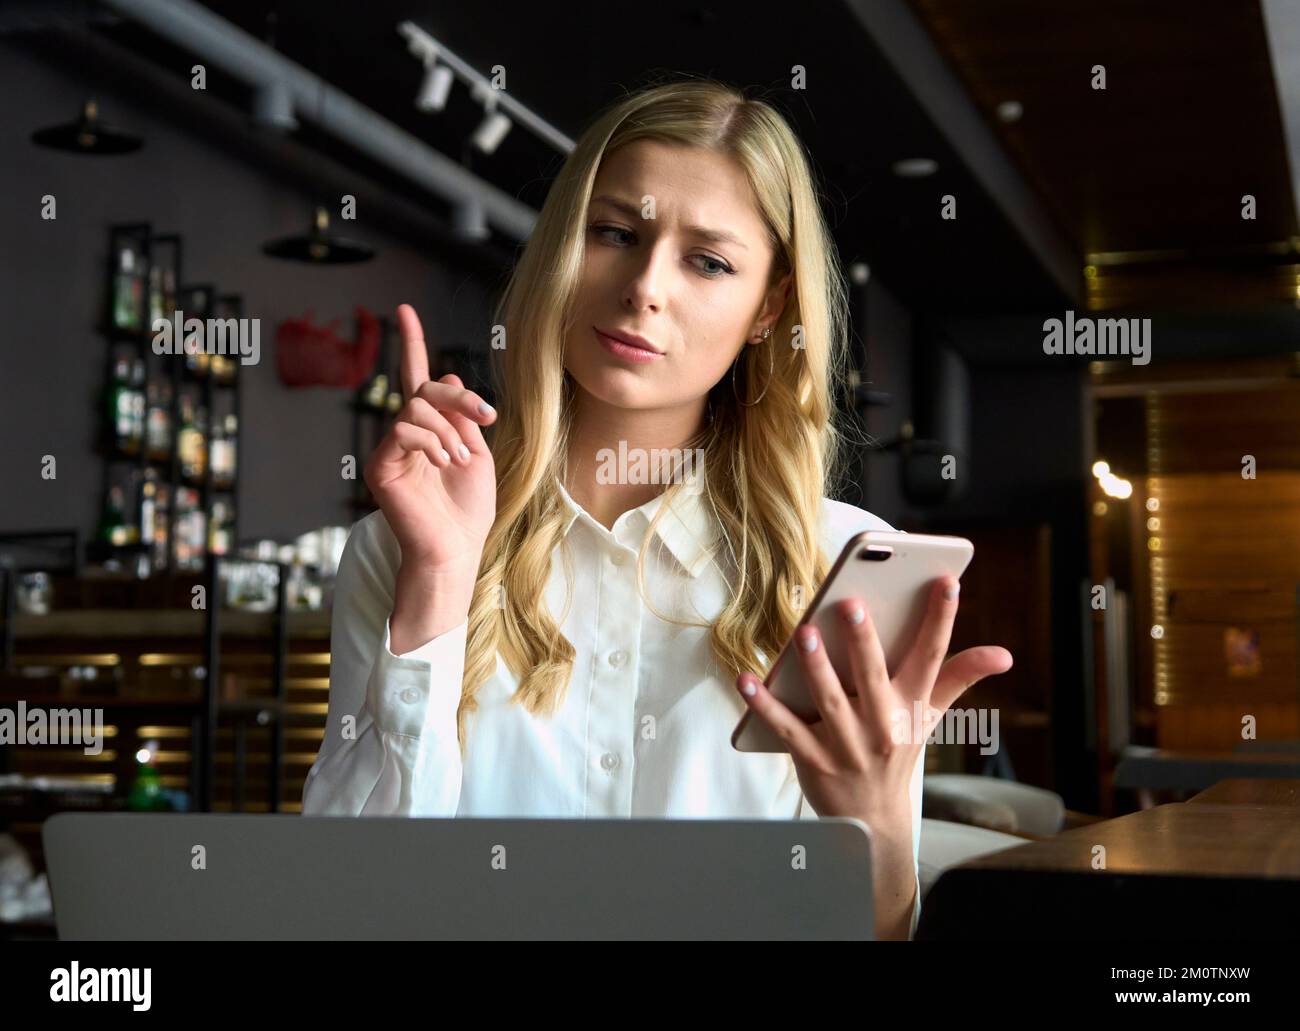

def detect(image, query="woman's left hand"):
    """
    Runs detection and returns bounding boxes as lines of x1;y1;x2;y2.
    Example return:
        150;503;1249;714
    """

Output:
735;577;1013;826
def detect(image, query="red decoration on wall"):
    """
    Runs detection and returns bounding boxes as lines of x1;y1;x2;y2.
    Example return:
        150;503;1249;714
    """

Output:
275;306;379;388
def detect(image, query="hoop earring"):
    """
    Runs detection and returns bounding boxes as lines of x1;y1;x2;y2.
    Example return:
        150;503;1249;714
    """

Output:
732;327;774;407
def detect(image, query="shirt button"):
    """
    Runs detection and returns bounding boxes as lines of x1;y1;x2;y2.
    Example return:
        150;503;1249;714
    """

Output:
600;752;620;771
400;688;419;704
610;551;627;567
608;649;628;668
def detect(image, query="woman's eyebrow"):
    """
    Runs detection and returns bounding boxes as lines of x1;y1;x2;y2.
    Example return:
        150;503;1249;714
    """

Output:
589;193;749;251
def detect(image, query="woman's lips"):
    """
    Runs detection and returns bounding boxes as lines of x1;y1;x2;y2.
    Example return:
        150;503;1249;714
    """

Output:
595;329;664;364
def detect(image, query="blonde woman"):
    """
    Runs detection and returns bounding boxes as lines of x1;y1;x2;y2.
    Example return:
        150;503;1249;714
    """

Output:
302;78;1013;939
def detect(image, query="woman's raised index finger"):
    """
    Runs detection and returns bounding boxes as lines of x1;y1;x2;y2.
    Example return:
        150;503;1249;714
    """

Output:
396;304;431;403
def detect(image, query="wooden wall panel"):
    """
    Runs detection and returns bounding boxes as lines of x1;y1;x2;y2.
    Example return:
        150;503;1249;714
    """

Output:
1144;384;1300;749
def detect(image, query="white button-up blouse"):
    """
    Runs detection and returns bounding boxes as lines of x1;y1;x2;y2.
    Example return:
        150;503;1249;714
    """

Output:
302;470;924;934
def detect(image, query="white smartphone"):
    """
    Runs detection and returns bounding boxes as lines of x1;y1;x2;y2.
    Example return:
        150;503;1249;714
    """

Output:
731;531;974;753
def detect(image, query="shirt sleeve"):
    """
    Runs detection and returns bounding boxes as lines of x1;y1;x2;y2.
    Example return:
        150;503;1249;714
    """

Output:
301;513;467;817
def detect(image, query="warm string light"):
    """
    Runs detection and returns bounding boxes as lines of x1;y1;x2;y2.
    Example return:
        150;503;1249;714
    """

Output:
1091;460;1132;498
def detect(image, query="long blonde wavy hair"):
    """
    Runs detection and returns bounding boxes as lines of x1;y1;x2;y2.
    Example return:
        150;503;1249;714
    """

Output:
456;76;857;754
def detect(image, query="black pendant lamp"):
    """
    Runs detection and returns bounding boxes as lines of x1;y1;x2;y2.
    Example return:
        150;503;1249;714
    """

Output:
262;206;375;264
32;99;142;155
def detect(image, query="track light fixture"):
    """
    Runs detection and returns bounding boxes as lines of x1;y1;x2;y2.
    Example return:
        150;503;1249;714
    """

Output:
397;20;573;156
416;57;455;113
470;88;512;155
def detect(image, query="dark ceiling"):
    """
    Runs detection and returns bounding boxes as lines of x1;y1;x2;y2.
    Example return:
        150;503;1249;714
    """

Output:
12;0;1300;318
75;0;1068;315
910;0;1300;312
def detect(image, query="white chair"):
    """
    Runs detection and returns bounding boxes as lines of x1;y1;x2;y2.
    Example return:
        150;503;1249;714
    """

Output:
917;817;1026;901
923;773;1066;837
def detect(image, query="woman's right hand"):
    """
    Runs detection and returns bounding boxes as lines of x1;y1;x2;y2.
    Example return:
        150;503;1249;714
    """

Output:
364;304;498;576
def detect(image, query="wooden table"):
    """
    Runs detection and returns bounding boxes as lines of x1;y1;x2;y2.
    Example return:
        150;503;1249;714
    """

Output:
916;783;1300;940
1187;778;1300;807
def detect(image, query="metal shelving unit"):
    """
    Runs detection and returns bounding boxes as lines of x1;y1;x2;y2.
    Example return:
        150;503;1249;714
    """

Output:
93;223;242;578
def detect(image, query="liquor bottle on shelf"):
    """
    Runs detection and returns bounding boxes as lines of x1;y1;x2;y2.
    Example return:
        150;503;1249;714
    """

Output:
129;358;147;446
208;500;233;556
187;503;206;569
173;486;190;568
173;486;204;571
195;403;210;479
112;241;145;331
183;319;209;377
149;235;179;331
107;356;136;453
209;415;235;487
139;467;158;548
210;347;237;383
209;416;224;483
97;484;135;546
149;478;170;572
176;394;194;477
177;395;208;482
139;465;174;572
147;261;164;330
126;746;168;812
223;413;238;482
145;377;172;460
125;469;148;548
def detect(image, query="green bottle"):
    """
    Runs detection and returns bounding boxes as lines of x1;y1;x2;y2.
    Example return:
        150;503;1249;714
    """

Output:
98;485;129;546
126;755;168;811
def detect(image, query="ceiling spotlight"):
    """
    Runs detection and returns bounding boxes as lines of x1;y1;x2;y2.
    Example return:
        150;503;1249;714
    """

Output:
996;100;1024;123
32;99;142;155
252;82;298;131
891;157;938;178
262;206;375;264
417;60;455;112
471;93;512;154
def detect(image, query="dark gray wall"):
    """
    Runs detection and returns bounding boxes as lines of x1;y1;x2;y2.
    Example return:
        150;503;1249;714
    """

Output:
855;293;1095;806
0;38;500;547
857;275;915;524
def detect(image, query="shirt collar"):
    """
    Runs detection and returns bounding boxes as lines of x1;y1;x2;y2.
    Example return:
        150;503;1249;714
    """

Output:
554;460;718;579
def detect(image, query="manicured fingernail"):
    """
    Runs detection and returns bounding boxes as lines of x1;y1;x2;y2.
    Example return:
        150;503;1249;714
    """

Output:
438;448;450;464
944;580;960;600
457;443;470;461
799;628;818;652
740;675;757;697
844;604;864;624
478;401;495;417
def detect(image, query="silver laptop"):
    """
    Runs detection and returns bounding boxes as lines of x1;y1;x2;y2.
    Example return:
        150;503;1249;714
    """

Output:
43;813;874;940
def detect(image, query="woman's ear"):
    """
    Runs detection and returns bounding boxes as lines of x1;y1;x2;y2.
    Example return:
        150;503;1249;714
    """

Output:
766;271;792;323
752;271;793;342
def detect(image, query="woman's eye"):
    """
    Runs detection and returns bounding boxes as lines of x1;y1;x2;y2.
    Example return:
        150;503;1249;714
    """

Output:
587;224;734;278
590;224;633;245
691;255;733;278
